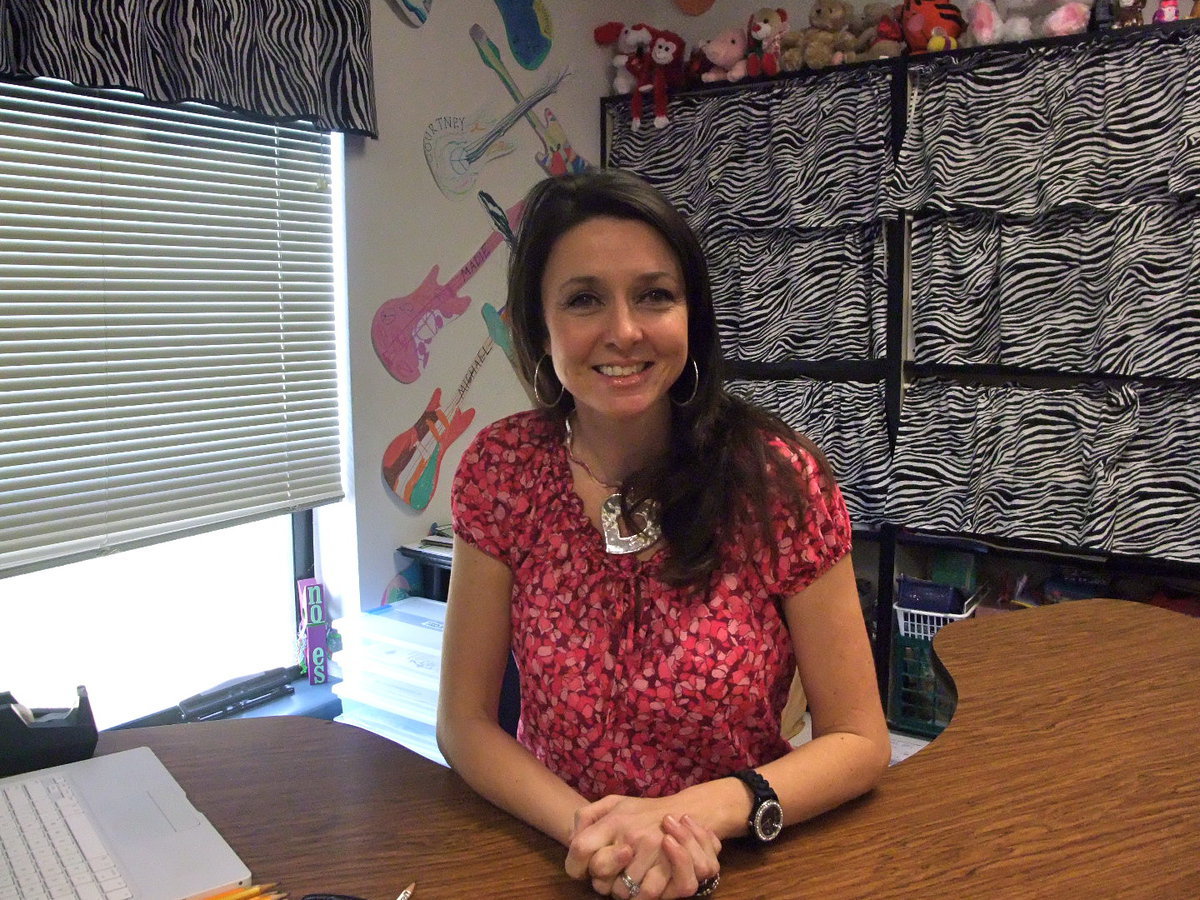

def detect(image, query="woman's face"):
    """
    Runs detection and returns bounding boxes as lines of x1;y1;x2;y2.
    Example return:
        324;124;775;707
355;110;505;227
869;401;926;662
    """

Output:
540;215;689;425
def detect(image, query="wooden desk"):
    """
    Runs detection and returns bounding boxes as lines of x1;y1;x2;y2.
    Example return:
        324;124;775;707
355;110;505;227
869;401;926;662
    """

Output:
98;599;1200;898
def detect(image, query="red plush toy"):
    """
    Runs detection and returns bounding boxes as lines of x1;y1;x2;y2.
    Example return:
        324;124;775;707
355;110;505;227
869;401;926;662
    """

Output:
630;28;686;130
900;0;965;52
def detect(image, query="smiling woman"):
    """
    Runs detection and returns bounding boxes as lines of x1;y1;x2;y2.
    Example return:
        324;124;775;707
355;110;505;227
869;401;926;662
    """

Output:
436;170;890;900
540;216;690;442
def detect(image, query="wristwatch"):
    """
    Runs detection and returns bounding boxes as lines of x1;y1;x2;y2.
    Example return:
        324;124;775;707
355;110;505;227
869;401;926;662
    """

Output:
731;768;783;843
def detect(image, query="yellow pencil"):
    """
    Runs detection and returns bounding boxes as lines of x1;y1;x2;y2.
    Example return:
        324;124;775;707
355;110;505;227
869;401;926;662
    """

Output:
207;884;280;900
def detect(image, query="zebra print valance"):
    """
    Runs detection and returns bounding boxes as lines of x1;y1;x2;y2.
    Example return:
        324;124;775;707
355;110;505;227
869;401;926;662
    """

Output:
909;198;1200;380
0;0;377;136
889;378;1200;563
607;67;896;231
727;378;892;529
893;26;1200;215
705;223;888;363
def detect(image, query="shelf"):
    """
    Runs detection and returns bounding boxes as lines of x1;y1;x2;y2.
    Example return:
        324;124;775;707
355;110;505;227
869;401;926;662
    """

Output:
905;363;1200;390
727;358;887;382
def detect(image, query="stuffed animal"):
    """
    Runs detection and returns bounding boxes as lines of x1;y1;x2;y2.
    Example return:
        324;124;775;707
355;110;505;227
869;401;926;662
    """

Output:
779;0;861;71
963;0;1090;43
632;28;686;130
1188;0;1200;18
593;21;653;94
846;2;906;60
901;0;966;52
699;26;750;82
746;8;790;77
1111;0;1146;25
1153;0;1180;20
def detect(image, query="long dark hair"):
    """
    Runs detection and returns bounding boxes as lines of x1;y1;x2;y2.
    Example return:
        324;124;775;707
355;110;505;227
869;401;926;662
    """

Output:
508;169;832;587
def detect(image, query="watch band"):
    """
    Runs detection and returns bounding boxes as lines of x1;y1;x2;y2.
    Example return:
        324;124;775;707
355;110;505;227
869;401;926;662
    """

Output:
731;768;784;843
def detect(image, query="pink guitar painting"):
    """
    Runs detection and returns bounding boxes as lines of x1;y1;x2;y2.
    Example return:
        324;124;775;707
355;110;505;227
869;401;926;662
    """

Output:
382;305;513;511
470;23;590;176
371;198;523;384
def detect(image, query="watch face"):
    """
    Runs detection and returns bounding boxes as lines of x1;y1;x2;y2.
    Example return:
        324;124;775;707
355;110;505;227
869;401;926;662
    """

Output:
755;799;784;841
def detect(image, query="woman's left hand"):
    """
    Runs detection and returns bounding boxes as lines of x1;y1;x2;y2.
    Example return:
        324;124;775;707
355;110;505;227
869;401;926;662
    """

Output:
565;795;721;898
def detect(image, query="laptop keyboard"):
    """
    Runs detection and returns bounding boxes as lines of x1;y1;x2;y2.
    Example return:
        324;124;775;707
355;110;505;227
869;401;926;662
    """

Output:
0;775;132;900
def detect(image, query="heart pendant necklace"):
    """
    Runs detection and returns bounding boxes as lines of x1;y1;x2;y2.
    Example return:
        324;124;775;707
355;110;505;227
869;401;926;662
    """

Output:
564;419;663;555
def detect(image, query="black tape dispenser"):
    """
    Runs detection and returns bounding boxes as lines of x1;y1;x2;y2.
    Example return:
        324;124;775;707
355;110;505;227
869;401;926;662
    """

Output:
0;685;99;777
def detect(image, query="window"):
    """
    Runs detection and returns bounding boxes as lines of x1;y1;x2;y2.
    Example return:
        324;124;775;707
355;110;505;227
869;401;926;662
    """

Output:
0;79;345;726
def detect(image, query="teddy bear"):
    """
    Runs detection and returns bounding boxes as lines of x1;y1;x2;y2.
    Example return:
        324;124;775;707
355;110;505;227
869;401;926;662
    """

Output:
746;8;790;77
779;0;861;71
843;2;906;60
592;21;653;94
962;0;1091;44
699;26;750;82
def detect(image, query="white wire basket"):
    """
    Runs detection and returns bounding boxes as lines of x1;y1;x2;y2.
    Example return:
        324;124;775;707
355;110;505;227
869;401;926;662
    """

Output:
894;595;981;641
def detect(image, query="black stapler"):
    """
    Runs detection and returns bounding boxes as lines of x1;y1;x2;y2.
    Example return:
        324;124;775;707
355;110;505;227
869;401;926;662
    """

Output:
0;684;99;777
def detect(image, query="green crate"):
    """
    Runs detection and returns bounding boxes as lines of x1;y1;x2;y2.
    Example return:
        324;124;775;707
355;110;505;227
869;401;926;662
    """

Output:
887;632;956;739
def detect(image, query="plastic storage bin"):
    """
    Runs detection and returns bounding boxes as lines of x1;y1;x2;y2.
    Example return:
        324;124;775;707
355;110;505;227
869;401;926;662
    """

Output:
888;596;979;738
331;597;448;766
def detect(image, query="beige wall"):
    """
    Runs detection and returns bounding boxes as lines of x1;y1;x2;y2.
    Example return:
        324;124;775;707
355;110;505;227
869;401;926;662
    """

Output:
321;0;790;612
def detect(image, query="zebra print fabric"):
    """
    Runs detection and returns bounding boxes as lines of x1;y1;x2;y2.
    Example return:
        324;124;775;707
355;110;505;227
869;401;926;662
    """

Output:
890;379;1200;563
704;223;887;362
0;0;376;135
608;26;1199;565
727;378;891;529
909;197;1200;379
893;27;1200;214
607;66;896;231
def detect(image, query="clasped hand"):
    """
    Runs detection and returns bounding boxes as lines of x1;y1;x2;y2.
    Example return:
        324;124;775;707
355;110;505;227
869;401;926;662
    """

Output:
565;795;721;899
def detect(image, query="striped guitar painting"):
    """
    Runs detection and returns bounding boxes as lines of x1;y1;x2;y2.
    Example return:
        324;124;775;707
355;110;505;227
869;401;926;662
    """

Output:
381;304;513;511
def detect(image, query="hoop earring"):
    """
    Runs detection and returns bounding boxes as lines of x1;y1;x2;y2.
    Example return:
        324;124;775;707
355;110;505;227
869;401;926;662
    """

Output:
672;357;700;408
532;354;565;408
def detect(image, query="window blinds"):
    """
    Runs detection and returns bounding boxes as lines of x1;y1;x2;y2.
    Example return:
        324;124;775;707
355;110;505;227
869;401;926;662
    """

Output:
0;79;344;578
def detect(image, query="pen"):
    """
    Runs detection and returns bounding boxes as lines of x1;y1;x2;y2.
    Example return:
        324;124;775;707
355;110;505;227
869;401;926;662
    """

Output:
396;882;416;900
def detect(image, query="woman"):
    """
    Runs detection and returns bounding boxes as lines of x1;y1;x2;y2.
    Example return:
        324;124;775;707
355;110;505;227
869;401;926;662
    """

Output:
437;169;890;900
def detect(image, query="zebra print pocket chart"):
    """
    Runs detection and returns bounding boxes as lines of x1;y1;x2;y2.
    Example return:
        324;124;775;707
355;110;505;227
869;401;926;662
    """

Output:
606;68;895;532
895;25;1200;563
607;23;1200;567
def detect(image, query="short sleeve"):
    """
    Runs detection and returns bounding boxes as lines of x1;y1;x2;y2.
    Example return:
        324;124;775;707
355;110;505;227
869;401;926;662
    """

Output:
762;438;853;598
450;420;517;562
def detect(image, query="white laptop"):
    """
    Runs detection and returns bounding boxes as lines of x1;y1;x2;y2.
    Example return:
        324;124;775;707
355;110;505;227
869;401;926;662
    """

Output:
0;746;251;900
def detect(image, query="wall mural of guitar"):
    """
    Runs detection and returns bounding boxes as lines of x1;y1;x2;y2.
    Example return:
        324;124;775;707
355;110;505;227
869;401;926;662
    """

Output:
423;69;567;197
469;23;590;177
381;301;515;511
380;192;521;512
371;196;523;384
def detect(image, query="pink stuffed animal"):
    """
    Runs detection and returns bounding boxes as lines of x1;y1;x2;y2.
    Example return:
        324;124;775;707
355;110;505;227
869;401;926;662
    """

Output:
699;26;749;83
965;0;1090;43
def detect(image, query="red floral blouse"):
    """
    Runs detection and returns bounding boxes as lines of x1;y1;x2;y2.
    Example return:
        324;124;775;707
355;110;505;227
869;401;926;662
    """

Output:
451;410;851;801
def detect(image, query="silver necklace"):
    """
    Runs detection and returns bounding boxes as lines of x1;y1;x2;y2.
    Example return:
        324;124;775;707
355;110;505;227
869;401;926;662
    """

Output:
564;418;662;555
